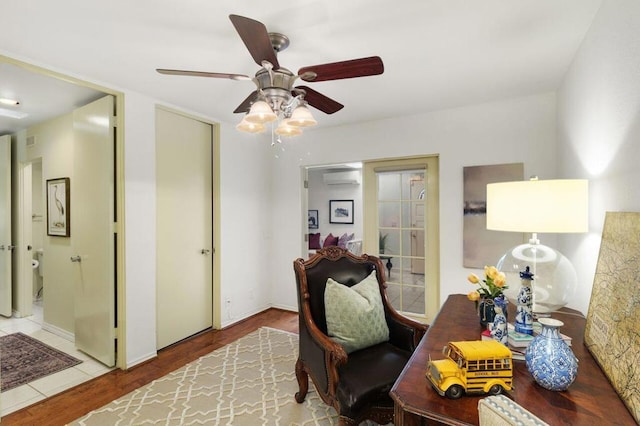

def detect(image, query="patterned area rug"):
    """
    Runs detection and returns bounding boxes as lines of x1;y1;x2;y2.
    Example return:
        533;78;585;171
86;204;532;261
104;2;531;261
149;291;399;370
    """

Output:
72;327;341;425
0;332;82;392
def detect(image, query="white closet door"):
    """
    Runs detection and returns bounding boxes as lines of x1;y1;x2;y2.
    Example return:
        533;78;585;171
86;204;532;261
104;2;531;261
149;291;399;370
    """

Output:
0;135;12;316
156;108;213;349
72;95;116;366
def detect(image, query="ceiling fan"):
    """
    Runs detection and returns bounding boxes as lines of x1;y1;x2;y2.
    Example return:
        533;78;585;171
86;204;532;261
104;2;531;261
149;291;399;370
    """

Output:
157;14;384;134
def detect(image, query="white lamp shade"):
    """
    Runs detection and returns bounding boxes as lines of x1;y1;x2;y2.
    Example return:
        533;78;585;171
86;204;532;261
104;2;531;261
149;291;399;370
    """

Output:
245;100;277;124
288;105;317;127
487;179;588;233
275;119;302;137
236;117;265;133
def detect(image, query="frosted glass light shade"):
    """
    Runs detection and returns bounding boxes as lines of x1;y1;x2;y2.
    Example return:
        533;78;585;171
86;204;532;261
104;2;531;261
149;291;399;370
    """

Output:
288;105;317;127
236;117;265;133
498;243;577;314
275;119;302;137
487;179;588;233
245;100;277;124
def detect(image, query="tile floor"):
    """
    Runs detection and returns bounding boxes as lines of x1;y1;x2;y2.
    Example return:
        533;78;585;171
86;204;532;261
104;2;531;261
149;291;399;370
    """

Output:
386;267;426;315
0;301;114;417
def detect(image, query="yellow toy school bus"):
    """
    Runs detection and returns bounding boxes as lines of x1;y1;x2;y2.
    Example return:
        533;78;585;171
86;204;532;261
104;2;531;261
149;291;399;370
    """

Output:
426;340;513;399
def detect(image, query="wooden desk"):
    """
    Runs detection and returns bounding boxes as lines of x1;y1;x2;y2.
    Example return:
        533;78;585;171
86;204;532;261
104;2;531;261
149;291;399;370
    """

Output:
390;294;635;425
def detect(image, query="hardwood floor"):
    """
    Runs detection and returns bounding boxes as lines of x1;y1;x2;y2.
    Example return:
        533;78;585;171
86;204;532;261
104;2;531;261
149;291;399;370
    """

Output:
1;308;299;426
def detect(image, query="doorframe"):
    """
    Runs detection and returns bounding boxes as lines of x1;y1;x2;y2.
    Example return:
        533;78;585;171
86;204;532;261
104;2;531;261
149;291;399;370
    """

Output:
155;104;221;330
3;55;128;369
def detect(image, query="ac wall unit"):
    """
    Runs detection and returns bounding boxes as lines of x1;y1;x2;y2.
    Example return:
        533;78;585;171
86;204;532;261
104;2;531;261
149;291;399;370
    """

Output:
323;170;361;185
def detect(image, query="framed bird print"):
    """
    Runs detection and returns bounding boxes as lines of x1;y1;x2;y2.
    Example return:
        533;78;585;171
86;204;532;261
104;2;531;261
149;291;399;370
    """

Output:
47;177;70;237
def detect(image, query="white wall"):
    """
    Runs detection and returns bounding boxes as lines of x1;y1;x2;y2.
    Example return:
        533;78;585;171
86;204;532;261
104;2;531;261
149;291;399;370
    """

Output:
557;0;640;314
270;92;557;312
217;126;273;326
122;91;158;366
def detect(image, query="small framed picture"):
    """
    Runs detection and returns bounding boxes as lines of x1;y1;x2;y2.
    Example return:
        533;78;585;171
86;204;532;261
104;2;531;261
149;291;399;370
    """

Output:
308;210;319;229
329;200;354;224
47;177;70;237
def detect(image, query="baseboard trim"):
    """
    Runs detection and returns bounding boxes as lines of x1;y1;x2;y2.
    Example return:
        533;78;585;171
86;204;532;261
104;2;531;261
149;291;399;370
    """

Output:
42;321;74;342
126;351;158;370
221;305;298;330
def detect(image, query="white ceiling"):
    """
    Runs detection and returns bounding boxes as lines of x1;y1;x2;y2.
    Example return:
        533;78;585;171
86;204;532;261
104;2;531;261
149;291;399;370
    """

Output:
1;1;602;135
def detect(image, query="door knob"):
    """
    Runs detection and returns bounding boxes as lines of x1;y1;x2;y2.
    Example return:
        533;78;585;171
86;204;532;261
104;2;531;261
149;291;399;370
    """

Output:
201;249;211;255
70;255;82;262
0;245;4;251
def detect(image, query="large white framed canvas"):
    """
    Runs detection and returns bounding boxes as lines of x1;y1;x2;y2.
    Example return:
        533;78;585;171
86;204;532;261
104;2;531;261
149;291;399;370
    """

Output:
585;211;640;423
463;163;524;268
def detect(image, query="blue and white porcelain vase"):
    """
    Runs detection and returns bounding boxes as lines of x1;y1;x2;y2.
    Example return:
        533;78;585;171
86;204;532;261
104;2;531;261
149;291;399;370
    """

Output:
490;306;508;345
525;318;578;391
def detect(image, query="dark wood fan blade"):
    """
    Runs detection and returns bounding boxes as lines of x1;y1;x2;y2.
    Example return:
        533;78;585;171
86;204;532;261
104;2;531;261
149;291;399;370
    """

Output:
298;56;384;82
156;69;251;81
296;86;343;114
233;91;258;114
229;14;279;69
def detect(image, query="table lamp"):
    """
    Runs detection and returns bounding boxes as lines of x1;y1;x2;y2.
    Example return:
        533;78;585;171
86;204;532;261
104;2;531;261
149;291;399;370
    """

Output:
486;178;588;314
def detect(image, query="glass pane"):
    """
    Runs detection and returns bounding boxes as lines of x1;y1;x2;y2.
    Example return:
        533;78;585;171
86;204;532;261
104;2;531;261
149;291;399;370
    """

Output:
384;256;400;283
402;171;425;200
386;283;401;311
378;173;401;200
402;285;425;314
407;266;426;287
403;229;425;257
401;201;412;227
378;202;400;228
381;229;400;255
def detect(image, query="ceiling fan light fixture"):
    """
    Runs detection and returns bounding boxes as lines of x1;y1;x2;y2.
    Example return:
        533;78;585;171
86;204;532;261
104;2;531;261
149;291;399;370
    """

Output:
236;117;266;133
288;104;317;127
275;119;303;137
245;100;277;123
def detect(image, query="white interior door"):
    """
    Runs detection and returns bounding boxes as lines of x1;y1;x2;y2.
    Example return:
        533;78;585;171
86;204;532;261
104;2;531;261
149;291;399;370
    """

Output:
0;135;12;316
72;95;116;366
156;108;213;350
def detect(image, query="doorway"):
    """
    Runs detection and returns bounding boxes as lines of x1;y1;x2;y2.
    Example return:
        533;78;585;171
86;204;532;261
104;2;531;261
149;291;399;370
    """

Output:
1;56;125;370
304;164;363;257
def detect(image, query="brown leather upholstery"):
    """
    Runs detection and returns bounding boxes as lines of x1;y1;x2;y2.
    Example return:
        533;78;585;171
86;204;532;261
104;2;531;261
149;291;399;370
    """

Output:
293;246;428;425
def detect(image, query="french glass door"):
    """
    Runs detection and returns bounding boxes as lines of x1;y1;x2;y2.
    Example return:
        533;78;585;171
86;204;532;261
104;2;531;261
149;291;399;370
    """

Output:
363;156;440;322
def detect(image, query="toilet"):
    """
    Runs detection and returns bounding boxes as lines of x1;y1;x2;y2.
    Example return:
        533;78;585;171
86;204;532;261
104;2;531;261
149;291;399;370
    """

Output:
33;249;44;300
36;248;44;277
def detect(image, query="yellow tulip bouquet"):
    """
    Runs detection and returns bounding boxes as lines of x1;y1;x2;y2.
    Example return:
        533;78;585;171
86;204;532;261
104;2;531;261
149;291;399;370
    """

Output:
467;265;508;301
467;266;509;326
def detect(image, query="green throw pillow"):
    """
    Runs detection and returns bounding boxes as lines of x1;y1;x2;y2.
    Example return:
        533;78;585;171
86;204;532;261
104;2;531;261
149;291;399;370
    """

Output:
324;271;390;353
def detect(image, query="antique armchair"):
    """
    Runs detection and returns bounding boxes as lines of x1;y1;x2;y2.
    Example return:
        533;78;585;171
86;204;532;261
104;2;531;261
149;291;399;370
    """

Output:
293;246;428;425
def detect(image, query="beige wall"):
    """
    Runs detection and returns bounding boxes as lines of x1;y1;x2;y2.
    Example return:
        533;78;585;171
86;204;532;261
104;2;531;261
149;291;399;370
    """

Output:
25;113;75;335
